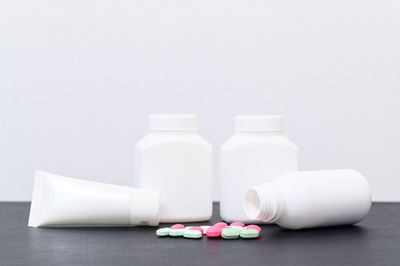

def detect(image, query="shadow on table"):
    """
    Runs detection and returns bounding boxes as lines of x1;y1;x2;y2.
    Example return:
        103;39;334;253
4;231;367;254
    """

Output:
266;224;369;243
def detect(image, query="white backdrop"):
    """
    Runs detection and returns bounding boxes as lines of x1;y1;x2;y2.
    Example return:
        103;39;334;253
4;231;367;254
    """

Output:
1;0;399;201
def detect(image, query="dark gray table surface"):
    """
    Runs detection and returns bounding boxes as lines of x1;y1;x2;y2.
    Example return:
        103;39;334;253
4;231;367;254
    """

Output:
0;202;399;266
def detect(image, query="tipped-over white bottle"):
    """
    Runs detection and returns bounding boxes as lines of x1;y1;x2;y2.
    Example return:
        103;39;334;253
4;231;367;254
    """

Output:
134;114;212;222
220;115;298;223
244;169;371;230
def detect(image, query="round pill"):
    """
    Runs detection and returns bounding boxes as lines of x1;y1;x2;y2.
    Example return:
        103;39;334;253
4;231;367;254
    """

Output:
221;227;242;240
200;226;210;234
171;224;185;229
206;226;223;238
156;227;171;237
189;226;203;234
240;229;260;239
230;222;245;227
169;228;185;237
246;225;261;234
183;229;202;239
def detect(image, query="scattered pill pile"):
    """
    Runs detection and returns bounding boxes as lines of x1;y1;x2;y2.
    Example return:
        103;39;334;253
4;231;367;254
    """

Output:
156;222;261;240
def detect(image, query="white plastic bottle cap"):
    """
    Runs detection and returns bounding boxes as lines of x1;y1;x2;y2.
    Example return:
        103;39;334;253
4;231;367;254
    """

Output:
149;114;197;132
235;115;283;132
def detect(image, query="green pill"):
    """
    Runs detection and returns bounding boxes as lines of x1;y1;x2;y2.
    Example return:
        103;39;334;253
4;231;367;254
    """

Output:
229;226;244;231
240;229;260;239
156;227;171;237
183;229;202;239
169;228;185;237
221;227;241;240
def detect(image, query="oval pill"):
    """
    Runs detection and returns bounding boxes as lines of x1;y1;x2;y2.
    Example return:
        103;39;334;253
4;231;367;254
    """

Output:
227;226;244;231
206;226;222;238
246;225;261;234
230;222;245;227
169;228;185;237
189;226;203;234
213;222;228;228
240;229;260;239
171;224;185;229
156;227;171;237
221;227;241;239
183;229;202;239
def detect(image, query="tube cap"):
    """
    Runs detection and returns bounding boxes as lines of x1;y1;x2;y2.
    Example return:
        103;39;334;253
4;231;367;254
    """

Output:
149;114;197;132
235;115;283;132
130;188;160;226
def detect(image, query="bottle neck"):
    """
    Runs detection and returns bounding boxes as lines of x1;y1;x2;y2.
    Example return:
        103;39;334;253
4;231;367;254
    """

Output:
244;183;284;223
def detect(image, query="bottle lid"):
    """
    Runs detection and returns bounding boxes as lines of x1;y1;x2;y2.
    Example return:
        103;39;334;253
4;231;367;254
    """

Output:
235;115;283;132
149;114;197;132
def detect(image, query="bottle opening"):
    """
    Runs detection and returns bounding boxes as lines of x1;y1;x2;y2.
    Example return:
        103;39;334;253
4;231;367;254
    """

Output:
244;188;262;220
244;184;283;223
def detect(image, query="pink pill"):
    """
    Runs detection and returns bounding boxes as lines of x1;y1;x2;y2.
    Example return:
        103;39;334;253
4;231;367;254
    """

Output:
213;222;228;228
189;226;203;234
246;225;261;234
206;226;222;238
171;224;185;229
230;222;245;227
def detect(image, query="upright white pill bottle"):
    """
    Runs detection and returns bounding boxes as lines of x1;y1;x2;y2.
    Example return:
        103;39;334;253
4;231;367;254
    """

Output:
220;115;298;223
244;169;372;229
134;114;212;222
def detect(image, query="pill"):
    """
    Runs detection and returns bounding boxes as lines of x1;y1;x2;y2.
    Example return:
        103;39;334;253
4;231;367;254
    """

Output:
225;226;242;230
156;227;171;237
240;229;260;239
221;227;242;239
245;225;261;234
230;222;245;227
228;226;244;231
206;226;223;238
183;229;202;239
189;226;203;234
171;224;185;229
169;228;185;237
200;225;210;234
213;222;228;228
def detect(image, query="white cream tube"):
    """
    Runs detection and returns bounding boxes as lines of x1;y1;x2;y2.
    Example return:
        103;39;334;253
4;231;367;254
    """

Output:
28;171;160;227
